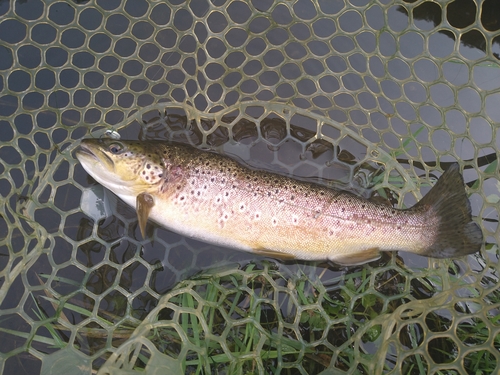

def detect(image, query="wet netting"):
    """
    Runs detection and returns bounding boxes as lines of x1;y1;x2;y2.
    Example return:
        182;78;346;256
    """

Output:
0;0;499;374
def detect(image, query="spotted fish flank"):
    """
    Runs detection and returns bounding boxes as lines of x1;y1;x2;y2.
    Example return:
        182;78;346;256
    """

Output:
76;139;483;266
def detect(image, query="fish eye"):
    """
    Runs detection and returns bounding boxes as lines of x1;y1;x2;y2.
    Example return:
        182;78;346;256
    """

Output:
108;142;124;154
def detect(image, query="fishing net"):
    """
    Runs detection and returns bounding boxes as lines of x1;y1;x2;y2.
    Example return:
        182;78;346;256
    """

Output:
0;0;499;374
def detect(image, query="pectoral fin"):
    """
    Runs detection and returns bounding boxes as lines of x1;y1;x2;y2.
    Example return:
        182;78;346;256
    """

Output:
329;248;381;266
136;192;155;239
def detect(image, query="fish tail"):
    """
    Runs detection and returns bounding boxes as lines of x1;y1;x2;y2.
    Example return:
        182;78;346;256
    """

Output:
413;163;483;258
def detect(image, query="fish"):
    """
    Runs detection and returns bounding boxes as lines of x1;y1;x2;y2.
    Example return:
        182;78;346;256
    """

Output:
75;138;483;266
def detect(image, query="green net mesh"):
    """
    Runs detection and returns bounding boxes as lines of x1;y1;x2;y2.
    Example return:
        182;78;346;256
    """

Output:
0;0;499;374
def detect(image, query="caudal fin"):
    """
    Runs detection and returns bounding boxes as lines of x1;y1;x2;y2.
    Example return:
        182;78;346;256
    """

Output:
413;163;483;258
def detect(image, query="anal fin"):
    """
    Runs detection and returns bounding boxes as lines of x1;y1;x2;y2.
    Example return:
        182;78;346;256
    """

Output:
136;192;155;239
328;247;381;266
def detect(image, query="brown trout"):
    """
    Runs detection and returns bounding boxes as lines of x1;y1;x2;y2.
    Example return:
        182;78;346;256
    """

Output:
76;139;483;265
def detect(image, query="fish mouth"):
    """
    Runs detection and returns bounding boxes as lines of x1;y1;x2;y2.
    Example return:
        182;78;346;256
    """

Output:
75;144;97;160
76;139;140;196
76;140;118;188
76;141;114;169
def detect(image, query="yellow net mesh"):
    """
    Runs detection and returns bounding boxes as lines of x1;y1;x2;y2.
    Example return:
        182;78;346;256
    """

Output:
0;0;499;374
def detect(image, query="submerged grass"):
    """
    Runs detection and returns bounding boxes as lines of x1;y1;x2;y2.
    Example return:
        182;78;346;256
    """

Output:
1;252;499;374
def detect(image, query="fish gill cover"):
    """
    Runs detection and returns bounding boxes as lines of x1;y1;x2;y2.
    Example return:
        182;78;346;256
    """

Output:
0;0;499;374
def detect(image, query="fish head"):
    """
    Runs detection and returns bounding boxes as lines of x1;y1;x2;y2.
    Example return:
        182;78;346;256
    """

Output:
76;139;165;197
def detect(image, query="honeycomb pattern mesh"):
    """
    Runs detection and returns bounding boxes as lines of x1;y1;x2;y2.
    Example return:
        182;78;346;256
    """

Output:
0;0;499;374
